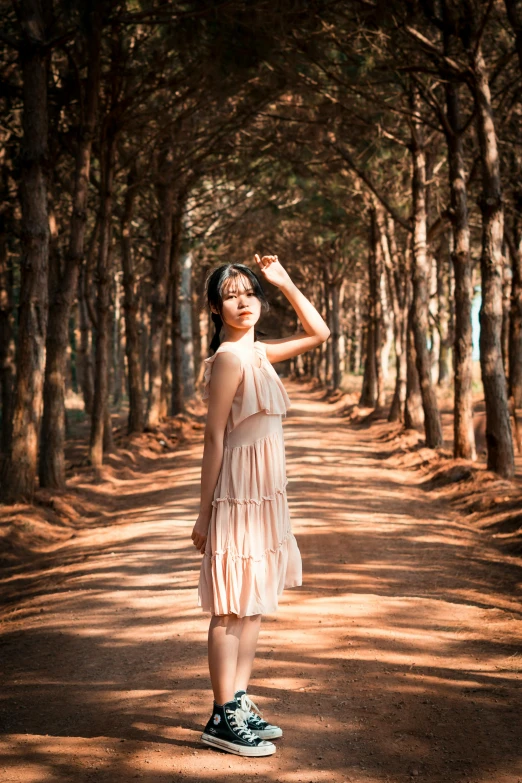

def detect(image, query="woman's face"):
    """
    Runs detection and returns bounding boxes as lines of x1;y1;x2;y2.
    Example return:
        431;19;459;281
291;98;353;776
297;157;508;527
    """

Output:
216;274;262;332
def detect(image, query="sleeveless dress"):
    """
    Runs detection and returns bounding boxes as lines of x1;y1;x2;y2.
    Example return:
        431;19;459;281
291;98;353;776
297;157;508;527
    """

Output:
198;340;302;618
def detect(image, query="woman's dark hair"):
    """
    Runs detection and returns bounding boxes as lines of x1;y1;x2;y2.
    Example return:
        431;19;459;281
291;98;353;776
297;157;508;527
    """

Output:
205;263;269;354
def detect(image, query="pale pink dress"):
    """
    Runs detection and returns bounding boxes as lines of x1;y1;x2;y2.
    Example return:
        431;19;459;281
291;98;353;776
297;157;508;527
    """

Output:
198;339;302;618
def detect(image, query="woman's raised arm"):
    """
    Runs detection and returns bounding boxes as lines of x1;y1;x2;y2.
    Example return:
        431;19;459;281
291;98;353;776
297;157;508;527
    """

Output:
254;254;330;364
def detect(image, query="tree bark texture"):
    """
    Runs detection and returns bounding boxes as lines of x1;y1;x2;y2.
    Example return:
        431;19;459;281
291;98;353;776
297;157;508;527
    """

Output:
409;85;443;448
330;280;342;390
112;272;125;406
404;301;424;430
170;209;184;416
436;234;452;387
472;46;514;477
428;254;440;382
89;130;115;470
351;279;362;373
320;269;331;384
145;160;175;429
378;244;393;384
359;300;376;404
121;166;144;433
360;210;384;408
0;173;15;455
444;73;476;460
377;209;408;422
160;284;172;420
39;5;101;487
508;229;522;408
501;252;511;377
3;1;49;500
77;222;98;416
180;245;195;400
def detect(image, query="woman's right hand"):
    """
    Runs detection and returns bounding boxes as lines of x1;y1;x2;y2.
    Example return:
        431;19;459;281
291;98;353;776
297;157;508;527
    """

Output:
191;513;210;554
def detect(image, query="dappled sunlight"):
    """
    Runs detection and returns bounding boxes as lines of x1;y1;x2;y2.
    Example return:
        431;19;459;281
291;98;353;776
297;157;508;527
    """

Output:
1;381;521;782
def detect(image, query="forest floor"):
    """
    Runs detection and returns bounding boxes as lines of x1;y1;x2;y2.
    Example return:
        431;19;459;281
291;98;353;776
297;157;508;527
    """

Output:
0;377;521;783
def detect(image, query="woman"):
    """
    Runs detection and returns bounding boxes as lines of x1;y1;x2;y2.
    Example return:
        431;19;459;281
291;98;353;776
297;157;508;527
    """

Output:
191;253;330;756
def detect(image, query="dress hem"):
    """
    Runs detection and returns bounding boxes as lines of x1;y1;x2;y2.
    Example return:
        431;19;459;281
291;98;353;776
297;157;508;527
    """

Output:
197;577;303;618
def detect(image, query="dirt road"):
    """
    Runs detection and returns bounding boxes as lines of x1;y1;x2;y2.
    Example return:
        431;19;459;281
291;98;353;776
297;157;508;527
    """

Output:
1;381;521;783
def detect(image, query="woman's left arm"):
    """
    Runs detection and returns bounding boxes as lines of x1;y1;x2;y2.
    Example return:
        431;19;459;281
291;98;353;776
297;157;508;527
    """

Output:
255;254;330;364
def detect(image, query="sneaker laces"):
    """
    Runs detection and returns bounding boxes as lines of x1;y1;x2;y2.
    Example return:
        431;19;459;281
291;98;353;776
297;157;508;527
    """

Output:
238;693;265;722
225;705;258;742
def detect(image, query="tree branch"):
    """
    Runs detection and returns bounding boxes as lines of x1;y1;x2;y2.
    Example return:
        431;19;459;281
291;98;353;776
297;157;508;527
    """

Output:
404;25;470;79
328;138;411;232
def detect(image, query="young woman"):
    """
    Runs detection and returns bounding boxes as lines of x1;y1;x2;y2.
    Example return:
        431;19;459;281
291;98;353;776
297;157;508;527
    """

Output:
191;253;330;757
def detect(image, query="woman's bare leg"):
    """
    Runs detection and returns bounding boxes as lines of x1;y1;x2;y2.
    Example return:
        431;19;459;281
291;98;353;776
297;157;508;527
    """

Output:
235;614;262;693
208;614;243;705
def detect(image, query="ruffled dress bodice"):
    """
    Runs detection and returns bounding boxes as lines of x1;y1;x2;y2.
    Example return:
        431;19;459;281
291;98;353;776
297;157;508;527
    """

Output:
202;340;292;433
198;340;302;617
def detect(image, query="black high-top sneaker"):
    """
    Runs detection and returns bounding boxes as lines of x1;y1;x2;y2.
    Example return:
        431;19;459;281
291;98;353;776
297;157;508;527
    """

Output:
201;700;276;756
234;690;283;739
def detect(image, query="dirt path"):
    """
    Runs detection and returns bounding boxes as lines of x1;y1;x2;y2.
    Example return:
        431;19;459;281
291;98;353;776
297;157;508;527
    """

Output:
1;381;521;783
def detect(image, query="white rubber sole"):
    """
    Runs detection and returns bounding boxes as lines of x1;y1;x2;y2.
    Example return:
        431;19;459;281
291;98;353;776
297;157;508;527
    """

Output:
251;726;283;739
201;732;276;757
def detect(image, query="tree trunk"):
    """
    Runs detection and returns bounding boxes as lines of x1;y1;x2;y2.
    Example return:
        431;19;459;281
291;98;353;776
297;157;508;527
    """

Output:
106;279;115;406
78;220;100;416
145;164;175;430
39;6;101;487
443;72;476;460
339;280;347;378
409;85;443;448
507;229;522;408
428;253;439;382
89;130;116;470
0;173;15;455
175;204;195;402
377;208;407;421
373;212;385;408
436;233;452;387
472;46;514;477
193;284;203;384
351;279;362;372
2;2;49;500
171;208;184;416
330;280;342;390
378;239;393;384
360;211;383;407
359;304;376;404
121;166;144;433
160;285;172;419
501;249;511;377
196;277;211;388
313;346;322;383
199;305;209;367
112;271;125;406
140;295;148;393
327;279;335;386
404;301;424;430
180;243;196;400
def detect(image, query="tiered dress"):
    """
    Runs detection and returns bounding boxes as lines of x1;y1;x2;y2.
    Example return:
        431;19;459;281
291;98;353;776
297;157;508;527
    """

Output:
198;339;302;618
